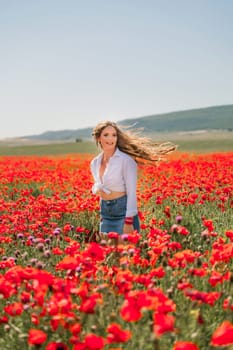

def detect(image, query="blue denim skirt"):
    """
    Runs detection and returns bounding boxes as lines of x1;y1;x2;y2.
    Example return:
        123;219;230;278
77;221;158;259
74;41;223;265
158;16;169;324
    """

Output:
100;195;140;234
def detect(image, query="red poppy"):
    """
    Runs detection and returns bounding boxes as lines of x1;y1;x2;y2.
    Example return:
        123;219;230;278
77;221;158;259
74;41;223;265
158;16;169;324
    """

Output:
211;320;233;346
70;323;82;335
28;328;47;345
120;290;153;322
107;232;119;239
46;342;68;350
84;333;105;350
184;289;221;306
120;302;142;322
31;313;39;326
0;316;8;324
56;256;79;270
226;230;233;241
164;206;171;218
203;219;214;232
107;323;131;343
83;242;105;261
4;302;23;316
80;293;102;313
73;344;86;350
173;341;199;350
52;247;64;255
20;291;31;303
153;312;175;336
0;276;16;298
208;270;230;287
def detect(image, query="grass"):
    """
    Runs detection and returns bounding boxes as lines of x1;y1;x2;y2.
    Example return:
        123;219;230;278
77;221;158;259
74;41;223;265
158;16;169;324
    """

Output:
170;138;233;153
0;141;97;156
149;130;233;154
0;131;232;156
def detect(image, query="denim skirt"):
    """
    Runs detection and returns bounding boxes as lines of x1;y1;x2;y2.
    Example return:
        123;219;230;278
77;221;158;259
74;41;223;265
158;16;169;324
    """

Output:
100;195;140;234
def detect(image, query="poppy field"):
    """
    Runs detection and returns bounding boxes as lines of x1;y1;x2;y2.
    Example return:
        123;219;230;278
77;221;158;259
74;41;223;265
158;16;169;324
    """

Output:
0;151;233;350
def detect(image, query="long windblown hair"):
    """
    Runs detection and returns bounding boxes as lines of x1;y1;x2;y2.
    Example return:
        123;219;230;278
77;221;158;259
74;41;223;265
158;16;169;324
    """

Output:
92;120;177;163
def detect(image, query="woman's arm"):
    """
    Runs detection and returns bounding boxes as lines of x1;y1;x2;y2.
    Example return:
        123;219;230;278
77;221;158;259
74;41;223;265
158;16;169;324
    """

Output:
122;156;138;234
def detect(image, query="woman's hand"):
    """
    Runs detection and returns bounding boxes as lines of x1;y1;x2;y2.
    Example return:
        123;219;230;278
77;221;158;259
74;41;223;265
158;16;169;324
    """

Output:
123;224;134;234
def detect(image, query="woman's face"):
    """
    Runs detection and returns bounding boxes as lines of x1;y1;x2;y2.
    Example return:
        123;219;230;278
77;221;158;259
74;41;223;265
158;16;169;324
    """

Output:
98;125;117;151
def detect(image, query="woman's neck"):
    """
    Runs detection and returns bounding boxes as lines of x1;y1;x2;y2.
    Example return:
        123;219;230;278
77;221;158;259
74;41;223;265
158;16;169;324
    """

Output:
102;148;116;161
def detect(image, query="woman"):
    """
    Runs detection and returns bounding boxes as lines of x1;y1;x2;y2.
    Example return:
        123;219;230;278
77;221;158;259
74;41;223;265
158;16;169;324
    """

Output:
90;121;176;236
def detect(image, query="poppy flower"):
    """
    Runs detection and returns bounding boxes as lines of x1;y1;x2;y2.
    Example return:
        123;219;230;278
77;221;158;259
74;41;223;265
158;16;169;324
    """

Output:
46;342;68;350
84;333;105;350
120;290;153;322
107;323;131;343
56;256;79;270
120;302;142;322
79;293;102;313
173;341;199;349
28;328;47;345
153;312;175;336
70;323;82;335
108;232;119;239
4;302;23;316
211;320;233;346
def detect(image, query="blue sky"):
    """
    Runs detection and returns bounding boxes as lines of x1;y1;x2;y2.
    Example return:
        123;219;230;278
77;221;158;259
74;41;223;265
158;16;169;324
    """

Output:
1;0;233;138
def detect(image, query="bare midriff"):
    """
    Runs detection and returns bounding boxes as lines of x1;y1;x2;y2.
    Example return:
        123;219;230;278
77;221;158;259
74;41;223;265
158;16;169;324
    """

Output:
99;191;126;201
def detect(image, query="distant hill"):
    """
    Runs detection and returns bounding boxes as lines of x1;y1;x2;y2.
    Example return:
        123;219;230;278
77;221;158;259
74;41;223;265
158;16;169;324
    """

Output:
23;104;233;141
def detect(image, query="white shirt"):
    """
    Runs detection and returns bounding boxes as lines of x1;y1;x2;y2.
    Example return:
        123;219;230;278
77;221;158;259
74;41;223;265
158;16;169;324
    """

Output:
90;148;138;217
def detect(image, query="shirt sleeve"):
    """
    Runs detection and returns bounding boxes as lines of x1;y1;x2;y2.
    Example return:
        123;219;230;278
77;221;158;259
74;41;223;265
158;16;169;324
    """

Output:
90;159;98;194
90;159;96;180
122;156;138;217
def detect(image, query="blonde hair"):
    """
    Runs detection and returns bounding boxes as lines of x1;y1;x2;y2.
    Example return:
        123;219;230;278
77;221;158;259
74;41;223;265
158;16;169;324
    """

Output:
92;120;177;163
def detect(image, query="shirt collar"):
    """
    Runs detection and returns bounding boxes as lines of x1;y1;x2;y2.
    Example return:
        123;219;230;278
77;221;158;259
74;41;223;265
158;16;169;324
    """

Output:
112;147;121;157
98;147;121;161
